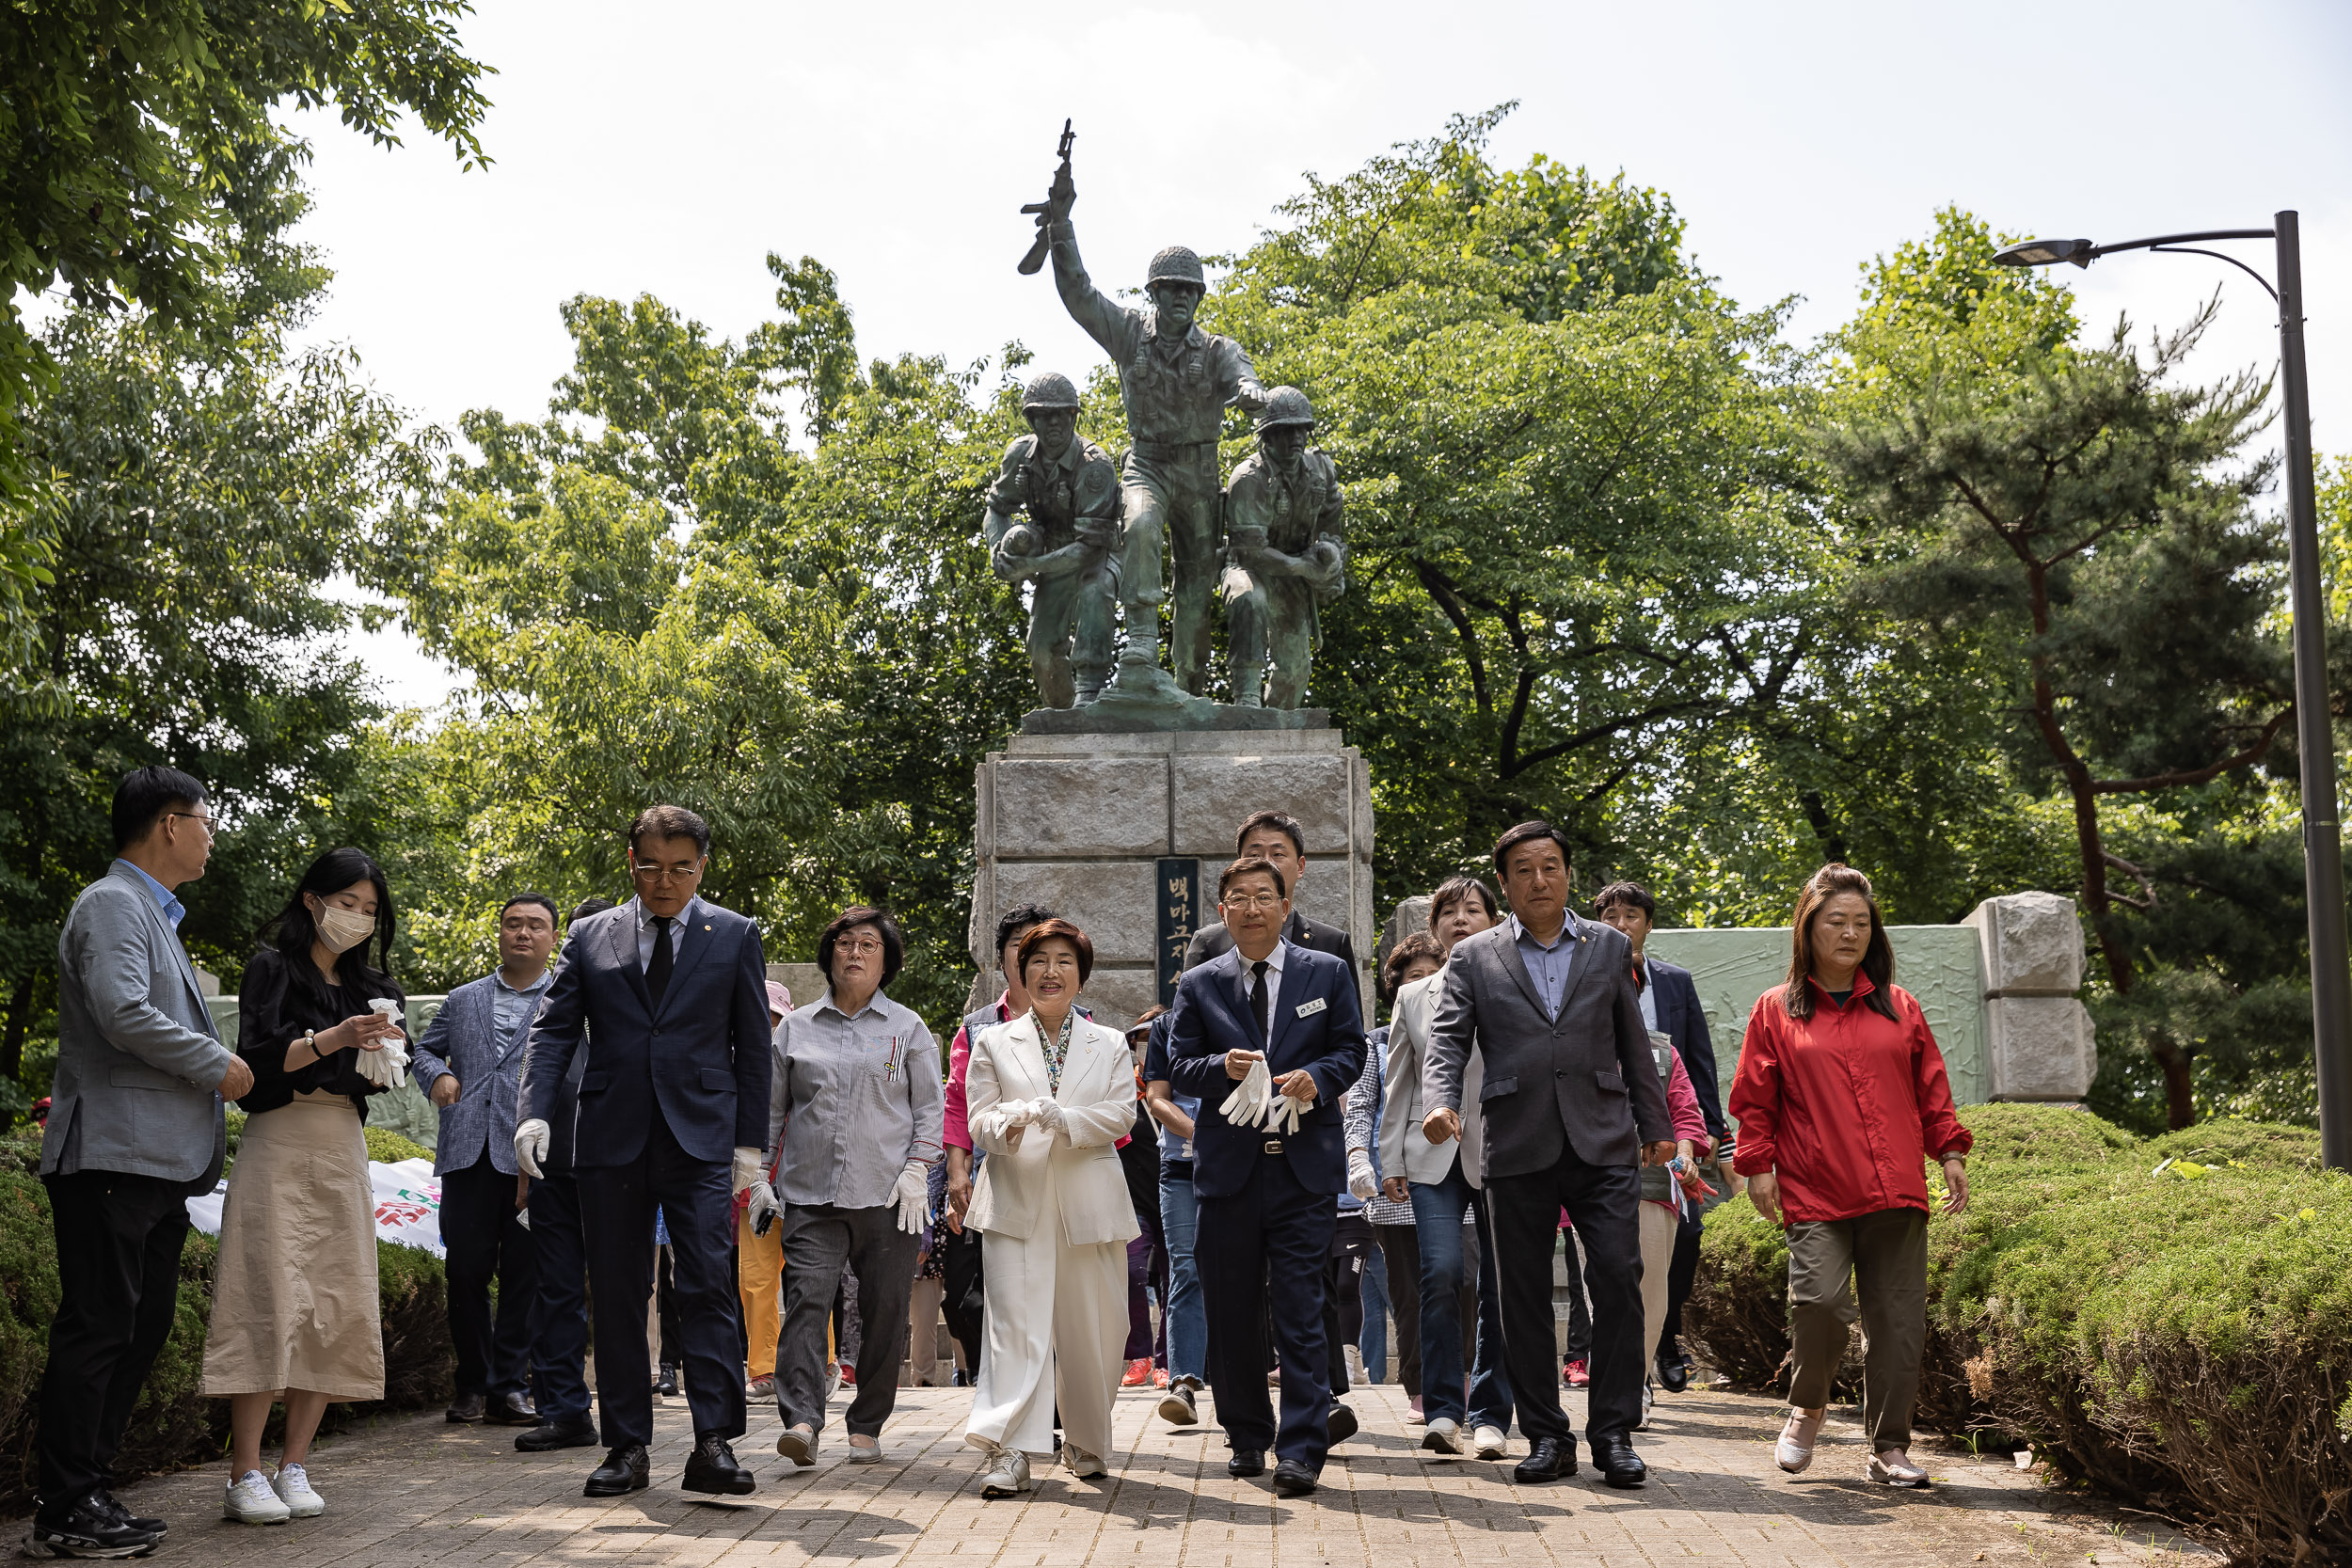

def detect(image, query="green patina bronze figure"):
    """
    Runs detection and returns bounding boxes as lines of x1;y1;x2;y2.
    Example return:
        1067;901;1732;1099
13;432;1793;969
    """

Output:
1221;388;1345;709
981;371;1120;708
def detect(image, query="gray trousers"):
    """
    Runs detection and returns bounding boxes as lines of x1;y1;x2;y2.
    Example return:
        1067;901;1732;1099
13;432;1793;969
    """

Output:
776;1202;919;1439
1786;1206;1928;1450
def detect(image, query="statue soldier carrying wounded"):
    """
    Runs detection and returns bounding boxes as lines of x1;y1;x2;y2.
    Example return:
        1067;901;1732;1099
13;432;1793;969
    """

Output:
982;371;1120;708
1221;387;1345;709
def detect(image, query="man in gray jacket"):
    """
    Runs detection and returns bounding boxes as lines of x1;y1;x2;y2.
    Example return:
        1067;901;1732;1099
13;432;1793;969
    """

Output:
1422;821;1672;1490
31;768;251;1558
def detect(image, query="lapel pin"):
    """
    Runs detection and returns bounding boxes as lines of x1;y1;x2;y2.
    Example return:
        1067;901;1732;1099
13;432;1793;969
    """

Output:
703;924;711;931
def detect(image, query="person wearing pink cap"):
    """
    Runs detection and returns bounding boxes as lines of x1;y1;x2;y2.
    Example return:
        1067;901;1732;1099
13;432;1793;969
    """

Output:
738;979;793;1396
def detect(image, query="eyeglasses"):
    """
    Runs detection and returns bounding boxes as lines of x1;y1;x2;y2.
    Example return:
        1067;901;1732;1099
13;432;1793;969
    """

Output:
837;938;885;958
166;812;215;835
630;862;702;883
1222;892;1286;911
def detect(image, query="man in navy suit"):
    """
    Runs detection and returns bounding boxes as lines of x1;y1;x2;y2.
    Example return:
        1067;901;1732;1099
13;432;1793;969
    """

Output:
1592;881;1725;1392
517;806;772;1499
1168;856;1367;1498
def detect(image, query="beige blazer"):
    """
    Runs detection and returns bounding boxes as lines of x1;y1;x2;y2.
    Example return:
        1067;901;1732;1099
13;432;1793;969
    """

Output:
967;1011;1144;1248
1380;970;1486;1190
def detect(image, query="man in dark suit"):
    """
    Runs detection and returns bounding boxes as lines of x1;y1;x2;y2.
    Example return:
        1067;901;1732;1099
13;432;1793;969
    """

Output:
1168;856;1367;1498
1423;823;1673;1488
1591;881;1725;1393
1181;810;1358;973
512;895;615;1455
517;807;772;1499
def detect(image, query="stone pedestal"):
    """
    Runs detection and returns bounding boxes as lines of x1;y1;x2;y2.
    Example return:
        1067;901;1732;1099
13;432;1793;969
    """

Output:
969;726;1374;1030
1964;891;2095;1102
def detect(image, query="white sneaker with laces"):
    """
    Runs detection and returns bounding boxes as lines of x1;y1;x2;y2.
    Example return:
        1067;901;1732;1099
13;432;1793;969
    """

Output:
224;1469;292;1525
1471;1424;1507;1459
271;1462;325;1518
1419;1416;1463;1455
1776;1407;1825;1474
1062;1442;1106;1479
975;1440;1031;1497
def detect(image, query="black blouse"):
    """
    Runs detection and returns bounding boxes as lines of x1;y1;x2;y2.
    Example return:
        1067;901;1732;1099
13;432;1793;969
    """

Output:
234;947;403;1118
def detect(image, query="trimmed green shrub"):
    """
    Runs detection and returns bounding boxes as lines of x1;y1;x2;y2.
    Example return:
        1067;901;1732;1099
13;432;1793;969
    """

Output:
1690;1105;2352;1563
364;1128;432;1165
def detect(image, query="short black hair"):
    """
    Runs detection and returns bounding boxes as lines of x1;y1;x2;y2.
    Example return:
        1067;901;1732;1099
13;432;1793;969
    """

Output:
994;903;1059;962
1385;931;1445;990
1592;881;1655;918
628;803;710;857
500;893;560;926
1217;855;1289;900
111;766;207;852
1234;810;1307;859
1493;820;1575;878
818;905;905;990
569;895;616;925
1428;876;1501;928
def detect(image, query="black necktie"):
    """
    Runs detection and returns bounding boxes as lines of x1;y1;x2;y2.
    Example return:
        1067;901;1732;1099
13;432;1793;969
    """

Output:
646;915;675;1010
1249;959;1270;1047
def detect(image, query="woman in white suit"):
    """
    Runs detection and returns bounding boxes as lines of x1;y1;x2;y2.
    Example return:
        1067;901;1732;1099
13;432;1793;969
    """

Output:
963;918;1141;1497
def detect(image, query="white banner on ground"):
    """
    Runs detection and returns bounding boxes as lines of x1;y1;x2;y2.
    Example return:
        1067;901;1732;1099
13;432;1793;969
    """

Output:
185;1157;446;1259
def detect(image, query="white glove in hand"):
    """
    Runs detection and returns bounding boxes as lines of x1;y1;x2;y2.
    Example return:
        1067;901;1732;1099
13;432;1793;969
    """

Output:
893;1160;931;1235
1219;1060;1273;1129
746;1180;781;1234
1347;1148;1379;1201
1027;1098;1066;1137
514;1118;551;1180
731;1147;764;1196
1272;1093;1304;1136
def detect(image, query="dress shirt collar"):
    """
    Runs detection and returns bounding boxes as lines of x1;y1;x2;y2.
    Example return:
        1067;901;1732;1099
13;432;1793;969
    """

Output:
1508;911;1578;950
1234;939;1287;978
633;895;700;934
816;986;893;1023
494;965;553;996
115;859;184;929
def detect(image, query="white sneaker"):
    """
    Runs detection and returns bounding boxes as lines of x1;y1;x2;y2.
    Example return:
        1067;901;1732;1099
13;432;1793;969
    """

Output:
1471;1424;1507;1460
1419;1416;1462;1455
270;1462;325;1518
1868;1449;1930;1487
1776;1407;1825;1474
977;1443;1031;1498
224;1469;291;1525
1062;1442;1106;1479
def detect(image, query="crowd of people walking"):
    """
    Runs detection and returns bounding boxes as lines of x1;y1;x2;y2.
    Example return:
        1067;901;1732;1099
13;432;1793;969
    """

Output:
23;765;1977;1555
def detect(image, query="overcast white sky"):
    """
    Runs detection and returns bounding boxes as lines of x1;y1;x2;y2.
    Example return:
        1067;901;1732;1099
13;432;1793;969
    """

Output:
291;0;2352;709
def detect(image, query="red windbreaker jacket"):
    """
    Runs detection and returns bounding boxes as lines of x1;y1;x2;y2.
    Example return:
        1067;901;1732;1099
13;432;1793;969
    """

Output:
1726;973;1973;1225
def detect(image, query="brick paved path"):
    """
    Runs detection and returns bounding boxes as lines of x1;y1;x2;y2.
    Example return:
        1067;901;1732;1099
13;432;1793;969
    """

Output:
99;1383;2212;1566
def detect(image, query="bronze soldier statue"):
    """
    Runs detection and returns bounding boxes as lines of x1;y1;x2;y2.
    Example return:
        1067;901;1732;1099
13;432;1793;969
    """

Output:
981;371;1120;707
1221;388;1345;709
1041;192;1269;696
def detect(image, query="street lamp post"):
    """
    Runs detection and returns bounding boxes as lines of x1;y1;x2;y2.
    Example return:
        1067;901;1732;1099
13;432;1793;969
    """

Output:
1995;213;2348;1168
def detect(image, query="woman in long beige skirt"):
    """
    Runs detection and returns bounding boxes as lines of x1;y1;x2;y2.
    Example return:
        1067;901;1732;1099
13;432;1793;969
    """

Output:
204;847;405;1526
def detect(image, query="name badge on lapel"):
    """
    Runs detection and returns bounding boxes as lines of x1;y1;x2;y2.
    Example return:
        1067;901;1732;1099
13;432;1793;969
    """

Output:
1295;997;1327;1019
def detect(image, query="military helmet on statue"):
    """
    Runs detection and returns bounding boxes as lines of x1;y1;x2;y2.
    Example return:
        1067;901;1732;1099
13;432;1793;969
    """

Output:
1145;245;1206;291
1021;371;1082;412
1255;386;1317;433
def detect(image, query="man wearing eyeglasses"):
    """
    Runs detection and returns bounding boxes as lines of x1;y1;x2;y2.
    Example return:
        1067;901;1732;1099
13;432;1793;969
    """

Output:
516;805;772;1501
33;768;249;1559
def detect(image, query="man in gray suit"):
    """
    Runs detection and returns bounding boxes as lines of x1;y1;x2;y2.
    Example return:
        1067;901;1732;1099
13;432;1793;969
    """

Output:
31;768;252;1558
1423;821;1672;1489
414;893;561;1428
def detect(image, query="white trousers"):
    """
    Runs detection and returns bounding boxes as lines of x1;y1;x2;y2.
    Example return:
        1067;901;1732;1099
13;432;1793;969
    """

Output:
1639;1200;1677;1364
964;1222;1128;1460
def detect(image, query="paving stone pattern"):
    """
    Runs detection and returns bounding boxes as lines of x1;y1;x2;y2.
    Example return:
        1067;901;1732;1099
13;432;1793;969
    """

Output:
100;1384;2214;1566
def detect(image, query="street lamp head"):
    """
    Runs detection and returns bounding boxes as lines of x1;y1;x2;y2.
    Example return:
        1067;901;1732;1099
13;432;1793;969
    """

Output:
1994;237;2097;269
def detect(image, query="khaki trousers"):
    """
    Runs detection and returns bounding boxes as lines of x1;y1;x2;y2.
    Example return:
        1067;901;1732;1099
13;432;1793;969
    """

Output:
1786;1206;1929;1450
1637;1201;1677;1368
739;1211;784;1379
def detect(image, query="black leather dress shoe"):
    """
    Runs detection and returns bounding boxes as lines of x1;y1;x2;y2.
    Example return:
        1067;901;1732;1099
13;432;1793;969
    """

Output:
682;1433;755;1496
446;1390;486;1424
1270;1458;1317;1497
1227;1449;1265;1478
485;1391;539;1426
516;1415;600;1452
584;1444;650;1497
1655;1348;1692;1394
1325;1402;1359;1444
1593;1433;1647;1488
1513;1436;1577;1483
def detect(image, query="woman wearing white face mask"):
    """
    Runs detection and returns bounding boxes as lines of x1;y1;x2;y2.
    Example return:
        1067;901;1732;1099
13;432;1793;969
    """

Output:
204;847;407;1526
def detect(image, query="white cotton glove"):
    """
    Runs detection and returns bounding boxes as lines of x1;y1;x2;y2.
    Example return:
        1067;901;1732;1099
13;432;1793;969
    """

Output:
732;1147;763;1196
893;1160;931;1235
514;1118;551;1180
1271;1091;1304;1136
1347;1148;1378;1202
1219;1059;1273;1129
1026;1098;1066;1137
746;1180;782;1235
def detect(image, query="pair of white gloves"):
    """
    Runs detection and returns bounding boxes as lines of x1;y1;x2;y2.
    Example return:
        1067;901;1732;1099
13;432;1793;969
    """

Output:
1219;1059;1306;1135
354;1000;409;1089
973;1095;1067;1150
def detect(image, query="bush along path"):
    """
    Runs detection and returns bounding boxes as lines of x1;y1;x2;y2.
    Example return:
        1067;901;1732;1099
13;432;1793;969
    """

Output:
1687;1103;2352;1564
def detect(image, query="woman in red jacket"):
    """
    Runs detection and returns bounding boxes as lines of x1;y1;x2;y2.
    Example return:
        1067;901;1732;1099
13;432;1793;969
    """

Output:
1727;863;1974;1488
